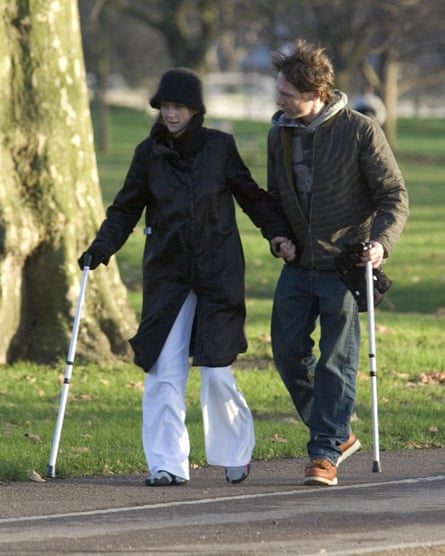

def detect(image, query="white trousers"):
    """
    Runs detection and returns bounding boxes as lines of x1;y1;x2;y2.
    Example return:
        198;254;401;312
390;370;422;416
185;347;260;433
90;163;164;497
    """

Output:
142;291;255;480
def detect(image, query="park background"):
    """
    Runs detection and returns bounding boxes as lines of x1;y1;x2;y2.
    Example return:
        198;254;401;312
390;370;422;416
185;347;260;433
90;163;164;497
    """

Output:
0;0;444;481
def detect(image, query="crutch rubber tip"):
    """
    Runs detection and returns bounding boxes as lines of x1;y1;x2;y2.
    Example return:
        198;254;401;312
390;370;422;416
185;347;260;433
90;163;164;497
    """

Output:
46;465;56;478
372;461;382;473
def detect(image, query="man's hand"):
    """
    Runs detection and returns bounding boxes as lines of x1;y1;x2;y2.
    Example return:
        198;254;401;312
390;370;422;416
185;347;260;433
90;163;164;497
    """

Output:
270;237;296;262
334;242;392;312
360;241;384;268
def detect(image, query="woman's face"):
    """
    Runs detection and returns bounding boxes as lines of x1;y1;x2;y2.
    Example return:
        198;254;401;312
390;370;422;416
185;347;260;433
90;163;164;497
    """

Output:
160;102;195;136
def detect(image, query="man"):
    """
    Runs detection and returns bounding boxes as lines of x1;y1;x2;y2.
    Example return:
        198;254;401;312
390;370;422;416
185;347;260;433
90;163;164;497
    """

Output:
267;40;409;486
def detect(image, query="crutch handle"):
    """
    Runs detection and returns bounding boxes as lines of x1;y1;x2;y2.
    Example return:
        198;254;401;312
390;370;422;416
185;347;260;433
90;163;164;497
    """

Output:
83;252;92;268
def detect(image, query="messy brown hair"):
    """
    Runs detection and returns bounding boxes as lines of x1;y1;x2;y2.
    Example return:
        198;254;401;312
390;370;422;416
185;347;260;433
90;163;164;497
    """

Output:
271;39;335;103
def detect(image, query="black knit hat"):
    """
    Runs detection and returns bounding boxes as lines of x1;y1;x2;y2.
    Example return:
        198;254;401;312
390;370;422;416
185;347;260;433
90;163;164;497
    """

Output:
150;68;206;114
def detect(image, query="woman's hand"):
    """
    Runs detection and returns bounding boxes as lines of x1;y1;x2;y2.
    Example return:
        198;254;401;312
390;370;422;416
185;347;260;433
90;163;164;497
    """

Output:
270;237;297;262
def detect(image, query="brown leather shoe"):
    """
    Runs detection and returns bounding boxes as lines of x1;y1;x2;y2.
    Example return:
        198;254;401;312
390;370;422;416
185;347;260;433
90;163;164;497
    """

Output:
304;458;337;486
337;432;361;467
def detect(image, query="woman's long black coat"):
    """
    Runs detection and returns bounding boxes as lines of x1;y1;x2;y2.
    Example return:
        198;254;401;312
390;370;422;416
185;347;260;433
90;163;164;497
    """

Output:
89;124;290;371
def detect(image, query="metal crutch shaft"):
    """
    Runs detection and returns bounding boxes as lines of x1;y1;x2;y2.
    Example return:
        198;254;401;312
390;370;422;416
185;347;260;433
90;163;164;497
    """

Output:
366;259;382;473
46;254;91;478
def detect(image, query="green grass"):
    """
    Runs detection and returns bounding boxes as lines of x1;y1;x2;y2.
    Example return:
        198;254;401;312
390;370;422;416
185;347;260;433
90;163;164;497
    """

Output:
1;107;444;482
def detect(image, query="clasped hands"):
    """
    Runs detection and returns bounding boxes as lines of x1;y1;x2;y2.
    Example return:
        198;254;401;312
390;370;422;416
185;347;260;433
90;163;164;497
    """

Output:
270;238;384;266
270;236;297;262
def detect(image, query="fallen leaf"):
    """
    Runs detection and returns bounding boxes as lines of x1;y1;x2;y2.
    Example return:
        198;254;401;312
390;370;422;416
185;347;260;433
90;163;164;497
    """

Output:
416;371;445;385
376;325;393;334
408;441;433;449
270;433;288;443
350;412;361;423
390;371;409;380
27;470;46;482
281;417;299;425
127;381;144;391
258;334;271;343
24;433;41;442
78;393;95;400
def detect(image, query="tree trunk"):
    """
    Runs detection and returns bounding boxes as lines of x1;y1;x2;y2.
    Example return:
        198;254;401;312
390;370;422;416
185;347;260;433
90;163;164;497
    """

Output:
0;0;137;365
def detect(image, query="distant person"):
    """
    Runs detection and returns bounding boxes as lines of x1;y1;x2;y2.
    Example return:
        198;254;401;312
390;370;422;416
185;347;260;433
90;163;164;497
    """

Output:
78;68;295;487
266;40;408;486
353;85;387;125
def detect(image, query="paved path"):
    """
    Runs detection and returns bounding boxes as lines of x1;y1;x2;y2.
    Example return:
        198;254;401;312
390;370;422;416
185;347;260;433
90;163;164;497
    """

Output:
0;448;444;555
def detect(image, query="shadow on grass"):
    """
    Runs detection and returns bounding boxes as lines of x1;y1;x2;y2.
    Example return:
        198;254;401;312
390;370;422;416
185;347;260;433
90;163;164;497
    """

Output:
379;282;445;315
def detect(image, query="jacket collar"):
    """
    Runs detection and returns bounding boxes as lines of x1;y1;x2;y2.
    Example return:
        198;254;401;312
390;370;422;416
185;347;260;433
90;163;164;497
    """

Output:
271;90;348;130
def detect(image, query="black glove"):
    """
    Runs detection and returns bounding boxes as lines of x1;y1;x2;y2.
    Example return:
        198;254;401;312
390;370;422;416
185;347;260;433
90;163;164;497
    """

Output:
334;243;392;312
78;248;108;270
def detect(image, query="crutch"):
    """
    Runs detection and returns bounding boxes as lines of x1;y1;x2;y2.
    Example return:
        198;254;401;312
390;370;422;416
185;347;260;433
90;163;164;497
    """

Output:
365;257;382;473
46;254;92;478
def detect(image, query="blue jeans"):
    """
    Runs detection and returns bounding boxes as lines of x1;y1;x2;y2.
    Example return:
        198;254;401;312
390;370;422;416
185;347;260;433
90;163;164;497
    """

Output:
271;265;360;464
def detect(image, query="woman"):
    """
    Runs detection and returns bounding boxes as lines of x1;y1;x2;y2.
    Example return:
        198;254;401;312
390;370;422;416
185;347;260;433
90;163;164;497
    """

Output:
79;68;295;486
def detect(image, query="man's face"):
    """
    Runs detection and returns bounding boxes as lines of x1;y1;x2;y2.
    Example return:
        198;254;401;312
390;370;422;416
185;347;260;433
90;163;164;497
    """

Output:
160;102;195;136
275;72;317;121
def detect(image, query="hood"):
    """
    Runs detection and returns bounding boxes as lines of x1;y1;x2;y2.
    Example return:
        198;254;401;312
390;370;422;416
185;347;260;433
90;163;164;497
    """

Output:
271;90;348;129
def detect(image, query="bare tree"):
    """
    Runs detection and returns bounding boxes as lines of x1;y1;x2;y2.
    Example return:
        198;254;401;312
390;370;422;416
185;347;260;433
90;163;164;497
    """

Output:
79;0;222;152
111;0;220;70
267;0;445;147
80;0;222;78
0;0;137;364
366;0;445;146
